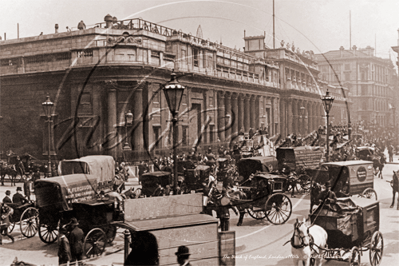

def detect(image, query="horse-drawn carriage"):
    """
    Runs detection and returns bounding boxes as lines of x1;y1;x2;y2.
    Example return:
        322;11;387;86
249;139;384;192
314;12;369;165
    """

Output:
306;197;383;266
226;172;293;224
34;155;123;258
2;201;39;239
310;160;377;202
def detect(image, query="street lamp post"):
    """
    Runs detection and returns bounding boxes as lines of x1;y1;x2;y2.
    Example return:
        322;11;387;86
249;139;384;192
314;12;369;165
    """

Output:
42;95;54;177
123;110;133;161
300;106;305;136
163;72;185;195
321;90;334;162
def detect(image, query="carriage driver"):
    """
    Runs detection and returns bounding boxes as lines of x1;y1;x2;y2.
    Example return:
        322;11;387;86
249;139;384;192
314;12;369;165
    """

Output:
318;181;337;211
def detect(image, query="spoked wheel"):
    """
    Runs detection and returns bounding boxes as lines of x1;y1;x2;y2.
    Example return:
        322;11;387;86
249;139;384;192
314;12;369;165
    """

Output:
247;208;267;220
362;188;378;200
20;207;39;238
369;231;384;266
349;247;361;266
265;193;292;225
83;228;106;258
39;220;59;243
104;225;117;244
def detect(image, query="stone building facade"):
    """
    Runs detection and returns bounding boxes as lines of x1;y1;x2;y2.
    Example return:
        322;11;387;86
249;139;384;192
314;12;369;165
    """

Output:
316;46;396;127
0;16;347;161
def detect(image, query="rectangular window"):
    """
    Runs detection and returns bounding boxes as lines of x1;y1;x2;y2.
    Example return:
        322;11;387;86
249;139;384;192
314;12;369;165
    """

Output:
181;49;187;67
202;51;206;68
182;126;188;145
209;125;215;143
345;72;351;81
193;48;199;67
153;126;161;149
345;64;350;70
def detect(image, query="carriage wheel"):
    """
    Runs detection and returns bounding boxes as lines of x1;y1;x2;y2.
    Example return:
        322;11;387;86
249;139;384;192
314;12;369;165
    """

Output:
369;231;384;266
38;220;59;244
349;247;361;266
104;225;117;244
83;228;106;258
20;207;39;238
265;193;292;225
362;188;378;200
247;208;267;220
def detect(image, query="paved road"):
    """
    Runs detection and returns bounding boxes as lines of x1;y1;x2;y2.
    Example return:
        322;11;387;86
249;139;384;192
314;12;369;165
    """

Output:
0;163;398;266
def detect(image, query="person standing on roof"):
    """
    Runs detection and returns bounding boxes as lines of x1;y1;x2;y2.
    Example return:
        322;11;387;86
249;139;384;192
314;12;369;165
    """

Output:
77;20;86;30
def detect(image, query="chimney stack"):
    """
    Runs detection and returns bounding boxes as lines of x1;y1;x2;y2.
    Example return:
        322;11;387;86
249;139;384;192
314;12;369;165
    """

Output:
55;24;59;33
104;14;113;28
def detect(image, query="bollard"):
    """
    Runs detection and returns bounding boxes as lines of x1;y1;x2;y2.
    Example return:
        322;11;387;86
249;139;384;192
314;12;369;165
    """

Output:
124;229;131;262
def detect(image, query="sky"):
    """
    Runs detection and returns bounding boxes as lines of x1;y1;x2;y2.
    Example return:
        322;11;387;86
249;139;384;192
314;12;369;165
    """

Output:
1;0;398;60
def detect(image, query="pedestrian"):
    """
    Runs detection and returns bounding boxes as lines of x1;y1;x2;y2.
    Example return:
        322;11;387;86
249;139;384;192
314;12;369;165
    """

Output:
12;187;28;205
23;175;31;201
0;202;14;244
125;231;159;266
58;226;72;265
16;156;25;179
2;190;12;204
217;188;238;231
175;246;192;266
77;20;86;30
68;218;84;265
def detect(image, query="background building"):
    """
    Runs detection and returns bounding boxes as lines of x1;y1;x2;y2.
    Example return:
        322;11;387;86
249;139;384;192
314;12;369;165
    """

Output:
316;46;396;128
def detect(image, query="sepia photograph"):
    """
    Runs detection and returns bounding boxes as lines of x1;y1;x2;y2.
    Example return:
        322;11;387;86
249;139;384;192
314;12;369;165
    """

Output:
0;0;398;265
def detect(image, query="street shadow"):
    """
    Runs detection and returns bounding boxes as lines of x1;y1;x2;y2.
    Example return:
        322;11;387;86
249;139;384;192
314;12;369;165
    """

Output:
1;234;57;257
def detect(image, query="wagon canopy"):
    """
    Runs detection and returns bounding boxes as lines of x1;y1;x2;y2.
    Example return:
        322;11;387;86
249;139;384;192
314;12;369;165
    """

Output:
34;174;98;211
59;155;115;183
236;156;278;181
276;146;323;171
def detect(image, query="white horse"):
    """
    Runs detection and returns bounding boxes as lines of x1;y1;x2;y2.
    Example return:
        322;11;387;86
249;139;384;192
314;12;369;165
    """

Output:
291;218;328;266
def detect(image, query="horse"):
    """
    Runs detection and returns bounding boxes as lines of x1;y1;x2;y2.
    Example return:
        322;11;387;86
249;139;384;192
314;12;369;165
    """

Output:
390;170;399;209
291;218;328;266
228;189;248;226
0;163;18;186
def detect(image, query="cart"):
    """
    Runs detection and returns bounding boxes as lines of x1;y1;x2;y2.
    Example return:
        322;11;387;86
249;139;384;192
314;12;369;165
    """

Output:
182;165;211;193
309;197;383;266
34;155;121;258
2;201;39;238
140;171;172;196
229;172;292;224
236;156;278;182
310;160;377;201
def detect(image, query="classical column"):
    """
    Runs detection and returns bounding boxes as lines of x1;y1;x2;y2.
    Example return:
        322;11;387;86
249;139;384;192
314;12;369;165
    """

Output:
292;99;297;134
225;92;232;141
270;97;274;136
106;83;117;159
238;94;244;133
244;95;250;132
250;95;256;130
231;93;239;136
133;86;143;151
217;91;225;141
255;96;260;130
287;99;293;135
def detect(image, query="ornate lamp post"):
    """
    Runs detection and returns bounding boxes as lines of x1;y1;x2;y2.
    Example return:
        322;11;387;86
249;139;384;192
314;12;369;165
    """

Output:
42;95;54;177
321;90;334;162
163;72;185;195
300;106;305;136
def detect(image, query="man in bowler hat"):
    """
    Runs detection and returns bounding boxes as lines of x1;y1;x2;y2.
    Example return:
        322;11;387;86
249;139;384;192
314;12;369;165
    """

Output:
68;218;84;265
12;187;27;205
175;245;191;266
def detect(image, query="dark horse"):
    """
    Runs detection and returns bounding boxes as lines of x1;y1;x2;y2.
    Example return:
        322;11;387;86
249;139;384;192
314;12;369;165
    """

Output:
0;163;18;186
309;182;323;213
390;170;399;209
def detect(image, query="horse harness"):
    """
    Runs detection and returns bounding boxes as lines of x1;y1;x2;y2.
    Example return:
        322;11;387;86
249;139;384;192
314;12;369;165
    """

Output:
284;222;317;253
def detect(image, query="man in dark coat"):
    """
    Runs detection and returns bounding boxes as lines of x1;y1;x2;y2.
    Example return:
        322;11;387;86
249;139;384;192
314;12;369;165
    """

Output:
12;187;27;205
68;218;84;265
16;156;25;178
58;226;72;265
176;245;192;266
2;190;12;204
